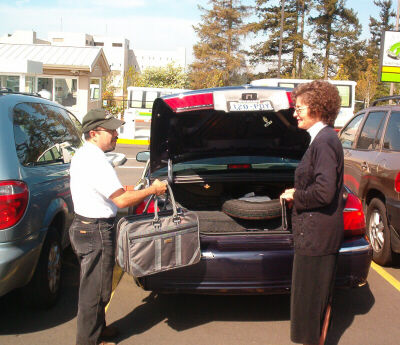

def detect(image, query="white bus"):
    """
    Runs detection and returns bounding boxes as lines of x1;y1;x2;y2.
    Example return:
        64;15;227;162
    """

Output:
250;78;357;129
126;86;190;122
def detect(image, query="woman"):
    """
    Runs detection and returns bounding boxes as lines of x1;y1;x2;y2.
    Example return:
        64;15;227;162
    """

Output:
280;80;344;345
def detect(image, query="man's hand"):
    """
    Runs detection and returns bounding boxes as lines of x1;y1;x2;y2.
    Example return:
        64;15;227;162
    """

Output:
152;179;167;196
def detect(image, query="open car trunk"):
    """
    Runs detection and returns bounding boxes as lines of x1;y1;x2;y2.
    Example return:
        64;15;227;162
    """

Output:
170;181;293;234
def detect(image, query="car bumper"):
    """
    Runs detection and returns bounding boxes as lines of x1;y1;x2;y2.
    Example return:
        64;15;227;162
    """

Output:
0;231;45;297
140;235;372;295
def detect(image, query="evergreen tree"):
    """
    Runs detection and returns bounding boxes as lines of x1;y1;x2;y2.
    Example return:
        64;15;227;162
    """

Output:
249;0;312;77
309;0;361;79
367;0;395;61
190;0;250;89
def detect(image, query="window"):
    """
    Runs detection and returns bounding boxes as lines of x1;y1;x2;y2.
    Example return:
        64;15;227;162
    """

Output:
0;75;20;91
38;77;53;100
112;43;123;47
94;42;104;46
13;103;82;166
56;78;77;107
356;112;386;150
145;91;158;109
25;76;36;93
383;111;400;151
90;78;100;100
339;113;364;149
336;85;352;107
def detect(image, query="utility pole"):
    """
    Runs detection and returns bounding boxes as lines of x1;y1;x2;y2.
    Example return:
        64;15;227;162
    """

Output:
277;0;285;78
390;0;400;96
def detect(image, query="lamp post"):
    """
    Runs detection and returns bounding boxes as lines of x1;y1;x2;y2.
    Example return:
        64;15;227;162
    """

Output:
390;0;400;96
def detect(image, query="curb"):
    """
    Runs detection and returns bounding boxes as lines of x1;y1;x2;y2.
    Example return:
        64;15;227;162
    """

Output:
117;138;150;145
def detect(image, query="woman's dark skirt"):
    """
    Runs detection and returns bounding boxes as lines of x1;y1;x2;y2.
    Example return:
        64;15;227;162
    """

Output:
290;253;337;344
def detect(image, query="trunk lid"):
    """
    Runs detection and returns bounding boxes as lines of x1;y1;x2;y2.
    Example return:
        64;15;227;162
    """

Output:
150;86;310;173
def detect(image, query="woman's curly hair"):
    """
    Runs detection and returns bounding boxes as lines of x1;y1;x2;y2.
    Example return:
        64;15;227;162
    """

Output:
291;80;341;126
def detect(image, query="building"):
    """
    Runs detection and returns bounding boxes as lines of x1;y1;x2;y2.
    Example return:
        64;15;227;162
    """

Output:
134;47;186;72
48;32;134;96
0;39;110;122
1;30;188;116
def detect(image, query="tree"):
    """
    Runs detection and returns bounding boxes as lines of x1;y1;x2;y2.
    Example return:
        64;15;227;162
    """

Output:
367;0;395;61
124;63;189;89
309;0;361;79
249;0;312;78
190;0;250;89
357;59;379;108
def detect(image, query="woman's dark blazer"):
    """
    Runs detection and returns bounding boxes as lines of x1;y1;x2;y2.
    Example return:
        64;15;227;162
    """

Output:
292;126;345;256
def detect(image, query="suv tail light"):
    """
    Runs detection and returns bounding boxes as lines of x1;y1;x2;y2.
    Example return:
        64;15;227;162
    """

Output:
395;172;400;192
0;181;29;230
343;193;366;237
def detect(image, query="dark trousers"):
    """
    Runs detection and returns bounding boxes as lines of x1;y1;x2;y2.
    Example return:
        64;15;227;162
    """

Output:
69;216;115;345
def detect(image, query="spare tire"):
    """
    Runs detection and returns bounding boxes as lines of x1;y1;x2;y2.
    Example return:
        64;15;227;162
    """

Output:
222;196;282;220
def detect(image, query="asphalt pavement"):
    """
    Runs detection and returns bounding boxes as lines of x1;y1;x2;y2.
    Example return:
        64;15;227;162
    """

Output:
1;143;400;345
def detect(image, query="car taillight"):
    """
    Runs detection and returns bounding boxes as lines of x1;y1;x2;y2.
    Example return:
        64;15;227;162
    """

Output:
164;93;214;113
135;198;159;215
395;172;400;192
0;181;29;230
343;193;366;237
287;92;294;108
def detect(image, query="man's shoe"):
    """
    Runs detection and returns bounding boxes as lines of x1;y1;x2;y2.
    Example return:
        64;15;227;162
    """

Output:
100;325;119;339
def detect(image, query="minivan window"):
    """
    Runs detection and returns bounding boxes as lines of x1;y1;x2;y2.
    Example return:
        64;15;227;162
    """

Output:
356;111;386;150
13;102;82;166
383;111;400;151
340;113;364;148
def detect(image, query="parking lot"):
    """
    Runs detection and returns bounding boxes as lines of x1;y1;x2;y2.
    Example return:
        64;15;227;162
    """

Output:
1;144;400;345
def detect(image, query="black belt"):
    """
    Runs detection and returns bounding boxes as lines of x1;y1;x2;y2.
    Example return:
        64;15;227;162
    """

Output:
74;213;115;224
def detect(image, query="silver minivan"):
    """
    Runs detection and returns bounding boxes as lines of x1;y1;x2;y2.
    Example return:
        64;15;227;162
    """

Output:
0;91;83;308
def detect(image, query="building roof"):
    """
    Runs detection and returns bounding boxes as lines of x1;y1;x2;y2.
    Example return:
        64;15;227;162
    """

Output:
0;43;110;72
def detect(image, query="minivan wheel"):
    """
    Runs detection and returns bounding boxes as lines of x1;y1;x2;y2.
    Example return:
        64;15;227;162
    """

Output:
366;198;392;266
21;228;62;309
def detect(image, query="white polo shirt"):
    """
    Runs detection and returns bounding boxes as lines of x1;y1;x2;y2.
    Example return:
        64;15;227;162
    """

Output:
70;141;123;218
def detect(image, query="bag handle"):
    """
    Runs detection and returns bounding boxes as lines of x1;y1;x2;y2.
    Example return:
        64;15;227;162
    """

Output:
153;183;180;224
141;183;172;215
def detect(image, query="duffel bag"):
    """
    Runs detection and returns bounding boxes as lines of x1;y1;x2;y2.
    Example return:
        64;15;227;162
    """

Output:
116;184;201;277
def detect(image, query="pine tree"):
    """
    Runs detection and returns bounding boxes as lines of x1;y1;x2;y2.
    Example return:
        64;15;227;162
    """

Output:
248;0;312;77
367;0;395;61
309;0;361;79
190;0;250;89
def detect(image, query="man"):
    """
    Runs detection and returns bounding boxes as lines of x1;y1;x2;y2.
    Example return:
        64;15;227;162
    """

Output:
69;109;167;345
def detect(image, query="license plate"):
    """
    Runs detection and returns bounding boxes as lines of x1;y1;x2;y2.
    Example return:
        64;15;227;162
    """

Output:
229;101;273;111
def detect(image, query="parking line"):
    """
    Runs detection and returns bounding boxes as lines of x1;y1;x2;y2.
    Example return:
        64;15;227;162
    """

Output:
105;265;124;312
371;262;400;292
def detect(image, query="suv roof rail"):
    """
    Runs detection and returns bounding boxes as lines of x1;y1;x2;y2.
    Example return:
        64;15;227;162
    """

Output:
371;95;400;106
0;89;42;98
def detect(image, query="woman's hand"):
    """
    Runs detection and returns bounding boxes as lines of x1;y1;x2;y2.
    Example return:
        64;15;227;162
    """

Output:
280;188;295;209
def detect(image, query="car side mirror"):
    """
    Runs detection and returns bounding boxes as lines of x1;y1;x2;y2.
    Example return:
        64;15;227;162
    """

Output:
105;152;127;167
136;151;150;162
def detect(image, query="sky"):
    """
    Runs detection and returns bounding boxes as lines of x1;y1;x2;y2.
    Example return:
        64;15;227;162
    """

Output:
0;0;396;64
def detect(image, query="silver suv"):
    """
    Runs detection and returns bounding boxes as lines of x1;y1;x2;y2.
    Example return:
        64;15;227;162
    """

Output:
0;91;83;308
